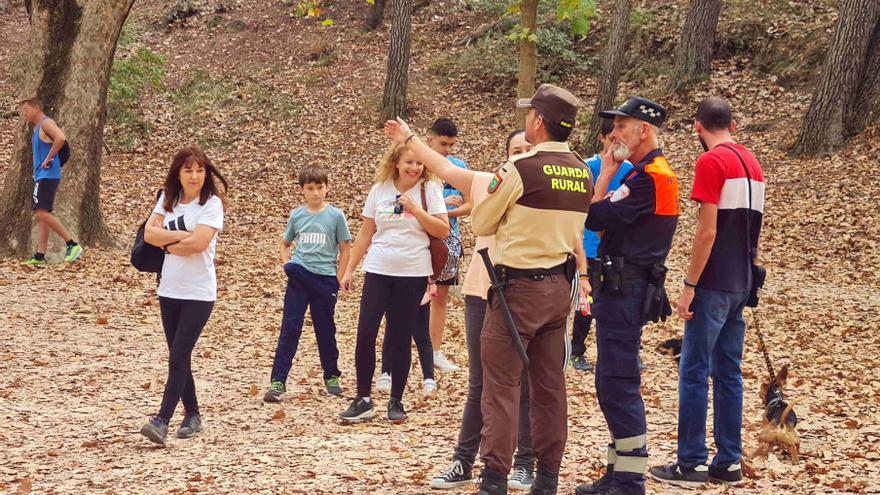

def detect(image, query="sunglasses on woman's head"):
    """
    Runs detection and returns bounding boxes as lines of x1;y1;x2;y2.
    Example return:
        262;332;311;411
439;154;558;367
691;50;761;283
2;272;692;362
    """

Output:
394;194;404;214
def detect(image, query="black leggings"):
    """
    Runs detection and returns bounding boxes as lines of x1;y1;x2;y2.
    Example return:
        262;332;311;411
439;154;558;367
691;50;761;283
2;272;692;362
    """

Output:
381;303;434;380
157;297;214;422
355;272;428;400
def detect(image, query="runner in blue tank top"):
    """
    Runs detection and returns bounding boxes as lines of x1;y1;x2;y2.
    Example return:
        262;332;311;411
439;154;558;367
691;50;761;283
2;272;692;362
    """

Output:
19;97;82;266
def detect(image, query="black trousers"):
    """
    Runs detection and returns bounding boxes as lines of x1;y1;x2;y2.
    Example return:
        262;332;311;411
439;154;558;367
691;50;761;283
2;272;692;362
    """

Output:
157;297;214;422
381;303;434;380
355;272;428;400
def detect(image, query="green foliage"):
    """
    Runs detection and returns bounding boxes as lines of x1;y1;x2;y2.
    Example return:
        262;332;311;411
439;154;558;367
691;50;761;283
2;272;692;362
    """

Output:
171;69;302;147
555;0;595;35
431;21;589;92
106;20;166;150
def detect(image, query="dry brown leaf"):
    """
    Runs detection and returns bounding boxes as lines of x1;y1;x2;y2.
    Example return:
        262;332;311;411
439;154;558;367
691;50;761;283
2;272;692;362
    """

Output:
271;409;286;421
248;384;258;396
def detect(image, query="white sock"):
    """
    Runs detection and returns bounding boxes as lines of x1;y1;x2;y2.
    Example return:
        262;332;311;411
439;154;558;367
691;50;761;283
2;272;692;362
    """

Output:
362;396;371;402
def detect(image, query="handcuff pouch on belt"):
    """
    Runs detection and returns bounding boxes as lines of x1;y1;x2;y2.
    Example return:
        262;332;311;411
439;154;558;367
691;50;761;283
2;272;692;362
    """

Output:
642;263;672;323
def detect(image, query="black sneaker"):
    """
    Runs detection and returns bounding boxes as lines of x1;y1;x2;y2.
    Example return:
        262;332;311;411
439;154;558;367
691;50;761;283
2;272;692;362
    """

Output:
575;465;613;494
430;459;473;489
570;355;594;373
339;397;377;423
324;376;343;396
388;398;407;423
709;463;743;486
475;474;508;495
176;413;203;439
140;417;168;446
508;466;535;491
527;467;557;494
263;380;286;403
648;461;708;488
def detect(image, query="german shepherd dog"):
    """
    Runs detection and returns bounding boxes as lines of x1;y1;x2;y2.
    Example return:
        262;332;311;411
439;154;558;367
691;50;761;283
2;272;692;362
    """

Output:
753;364;804;463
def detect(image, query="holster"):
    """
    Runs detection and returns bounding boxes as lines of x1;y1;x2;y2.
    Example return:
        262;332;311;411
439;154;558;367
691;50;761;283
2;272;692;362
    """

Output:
746;264;766;307
587;258;603;300
564;253;577;282
642;263;672;323
601;255;625;294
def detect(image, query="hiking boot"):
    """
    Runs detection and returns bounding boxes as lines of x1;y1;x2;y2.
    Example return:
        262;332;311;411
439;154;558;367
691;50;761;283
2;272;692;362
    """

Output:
596;482;644;495
474;473;508;495
423;378;438;397
376;372;392;393
22;256;46;267
140;417;168;446
263;380;286;403
339;397;376;423
575;465;613;494
176;413;203;439
648;461;708;488
527;467;557;494
570;355;594;372
324;376;343;396
430;459;473;489
387;398;407;423
508;466;535;491
434;350;461;372
64;244;83;263
709;463;743;486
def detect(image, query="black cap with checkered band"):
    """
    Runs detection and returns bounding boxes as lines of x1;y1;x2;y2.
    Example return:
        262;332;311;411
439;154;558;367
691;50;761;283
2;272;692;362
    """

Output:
599;96;668;128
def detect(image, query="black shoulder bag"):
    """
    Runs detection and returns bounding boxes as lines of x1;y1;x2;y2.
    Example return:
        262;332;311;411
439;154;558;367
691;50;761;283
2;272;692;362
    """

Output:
719;144;766;307
131;190;166;275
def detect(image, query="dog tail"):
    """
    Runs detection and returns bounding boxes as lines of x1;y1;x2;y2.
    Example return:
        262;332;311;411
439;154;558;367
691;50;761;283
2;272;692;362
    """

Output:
779;397;805;427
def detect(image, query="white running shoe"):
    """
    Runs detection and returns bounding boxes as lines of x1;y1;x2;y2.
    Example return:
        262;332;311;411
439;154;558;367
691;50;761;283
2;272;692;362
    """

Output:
423;378;438;397
433;350;461;372
376;372;392;393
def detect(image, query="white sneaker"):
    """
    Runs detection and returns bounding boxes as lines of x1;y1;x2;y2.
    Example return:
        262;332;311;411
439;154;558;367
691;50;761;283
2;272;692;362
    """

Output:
423;378;438;397
376;372;391;393
434;351;461;372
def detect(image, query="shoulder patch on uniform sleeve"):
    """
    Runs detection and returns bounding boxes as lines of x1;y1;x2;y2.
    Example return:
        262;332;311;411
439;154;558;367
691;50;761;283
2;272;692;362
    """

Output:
487;172;503;193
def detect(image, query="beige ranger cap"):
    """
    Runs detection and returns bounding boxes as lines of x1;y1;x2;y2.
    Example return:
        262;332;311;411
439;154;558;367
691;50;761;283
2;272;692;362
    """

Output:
516;84;581;129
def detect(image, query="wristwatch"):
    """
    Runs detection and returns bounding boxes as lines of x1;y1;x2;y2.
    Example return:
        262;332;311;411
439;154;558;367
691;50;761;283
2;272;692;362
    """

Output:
683;279;697;289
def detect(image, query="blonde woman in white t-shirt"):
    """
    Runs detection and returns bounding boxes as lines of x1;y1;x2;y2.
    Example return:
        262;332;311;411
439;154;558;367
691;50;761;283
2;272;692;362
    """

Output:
139;146;227;446
339;142;449;424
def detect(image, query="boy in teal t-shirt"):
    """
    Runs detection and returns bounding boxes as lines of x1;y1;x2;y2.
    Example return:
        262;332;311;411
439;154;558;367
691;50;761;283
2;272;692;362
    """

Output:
264;166;352;401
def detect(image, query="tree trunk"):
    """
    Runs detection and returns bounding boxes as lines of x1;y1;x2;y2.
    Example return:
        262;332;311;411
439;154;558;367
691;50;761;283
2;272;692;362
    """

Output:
670;0;722;91
379;0;412;122
792;0;880;155
584;0;631;156
365;0;386;32
515;0;538;128
847;19;880;136
0;0;132;257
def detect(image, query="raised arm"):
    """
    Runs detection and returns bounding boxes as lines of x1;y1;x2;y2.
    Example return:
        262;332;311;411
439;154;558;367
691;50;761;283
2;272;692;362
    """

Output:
385;118;475;194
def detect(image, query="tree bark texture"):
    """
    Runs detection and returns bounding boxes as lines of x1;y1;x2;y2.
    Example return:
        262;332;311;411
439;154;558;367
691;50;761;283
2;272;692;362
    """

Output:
0;0;133;257
515;0;538;128
380;0;412;122
792;0;880;155
670;0;722;91
848;18;880;136
584;0;631;156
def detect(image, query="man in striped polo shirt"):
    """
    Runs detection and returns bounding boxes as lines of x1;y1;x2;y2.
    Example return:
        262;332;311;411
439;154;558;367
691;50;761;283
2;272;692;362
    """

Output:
650;97;765;488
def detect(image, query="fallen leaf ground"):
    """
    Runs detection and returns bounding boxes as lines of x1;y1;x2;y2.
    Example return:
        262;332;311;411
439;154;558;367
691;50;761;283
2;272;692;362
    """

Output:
0;1;878;494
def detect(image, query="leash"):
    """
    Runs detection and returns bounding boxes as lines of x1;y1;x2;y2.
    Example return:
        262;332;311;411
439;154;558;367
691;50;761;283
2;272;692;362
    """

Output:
750;308;777;384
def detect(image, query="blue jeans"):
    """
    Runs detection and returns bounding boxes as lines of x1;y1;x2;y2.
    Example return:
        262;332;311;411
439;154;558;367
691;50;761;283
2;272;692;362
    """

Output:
677;287;749;469
270;263;341;382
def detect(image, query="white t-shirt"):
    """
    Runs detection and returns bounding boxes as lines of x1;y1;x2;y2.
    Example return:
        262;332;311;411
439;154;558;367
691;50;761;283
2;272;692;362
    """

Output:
362;180;446;277
152;193;224;302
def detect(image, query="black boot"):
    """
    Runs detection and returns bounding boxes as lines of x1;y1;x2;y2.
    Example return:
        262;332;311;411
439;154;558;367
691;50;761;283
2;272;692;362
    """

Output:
528;465;558;495
575;464;613;495
474;469;508;495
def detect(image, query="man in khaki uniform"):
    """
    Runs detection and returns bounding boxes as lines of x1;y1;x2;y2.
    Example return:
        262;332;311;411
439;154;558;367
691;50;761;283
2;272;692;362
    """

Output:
470;84;592;495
